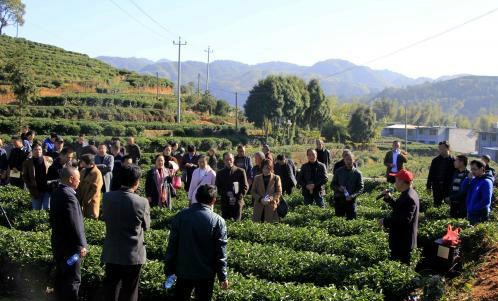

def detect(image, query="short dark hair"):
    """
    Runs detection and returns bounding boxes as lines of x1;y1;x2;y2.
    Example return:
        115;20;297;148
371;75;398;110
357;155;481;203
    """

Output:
50;132;57;139
80;154;95;165
223;152;233;159
169;141;178;147
470;160;485;169
456;155;468;166
438;141;450;149
11;135;21;141
26;130;34;137
32;143;42;150
88;140;96;146
195;184;217;204
276;154;285;161
120;164;142;188
61;166;78;183
123;154;133;161
187;145;196;153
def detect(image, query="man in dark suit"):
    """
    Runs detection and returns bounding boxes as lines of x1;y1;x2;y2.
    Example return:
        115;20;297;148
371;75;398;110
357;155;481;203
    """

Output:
181;145;200;192
275;154;297;195
383;140;408;183
49;167;87;301
165;184;229;300
427;141;455;207
380;169;419;265
101;164;151;301
95;143;114;193
215;152;249;221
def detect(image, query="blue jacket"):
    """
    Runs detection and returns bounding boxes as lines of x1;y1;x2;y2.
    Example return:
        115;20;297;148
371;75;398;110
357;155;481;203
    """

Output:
464;174;494;215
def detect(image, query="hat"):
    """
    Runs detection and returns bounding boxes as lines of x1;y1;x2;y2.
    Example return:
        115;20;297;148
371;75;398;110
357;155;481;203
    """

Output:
482;155;492;161
388;169;414;183
55;136;64;143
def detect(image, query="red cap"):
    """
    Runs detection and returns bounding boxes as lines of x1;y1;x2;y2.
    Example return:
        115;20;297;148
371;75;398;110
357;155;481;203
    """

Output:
388;169;414;182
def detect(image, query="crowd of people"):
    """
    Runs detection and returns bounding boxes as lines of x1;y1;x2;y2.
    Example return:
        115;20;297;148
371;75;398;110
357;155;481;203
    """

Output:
1;127;496;301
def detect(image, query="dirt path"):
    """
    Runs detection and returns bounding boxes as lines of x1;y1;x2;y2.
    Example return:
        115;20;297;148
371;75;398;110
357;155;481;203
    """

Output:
472;247;498;301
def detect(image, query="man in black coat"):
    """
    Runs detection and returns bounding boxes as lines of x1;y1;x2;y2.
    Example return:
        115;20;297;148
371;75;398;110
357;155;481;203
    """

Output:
215;152;249;221
298;149;328;208
427;141;455;207
380;169;419;265
49;167;87;301
315;139;331;170
275;154;297;195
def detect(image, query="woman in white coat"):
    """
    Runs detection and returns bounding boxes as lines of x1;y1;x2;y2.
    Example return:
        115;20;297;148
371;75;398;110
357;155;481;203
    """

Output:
187;155;217;205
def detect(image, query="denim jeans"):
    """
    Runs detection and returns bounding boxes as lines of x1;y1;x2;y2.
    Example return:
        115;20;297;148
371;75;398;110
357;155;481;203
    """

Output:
32;192;50;210
303;194;325;208
468;212;489;226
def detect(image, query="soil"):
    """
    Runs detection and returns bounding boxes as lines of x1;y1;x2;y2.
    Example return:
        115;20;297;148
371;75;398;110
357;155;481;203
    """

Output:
471;247;498;301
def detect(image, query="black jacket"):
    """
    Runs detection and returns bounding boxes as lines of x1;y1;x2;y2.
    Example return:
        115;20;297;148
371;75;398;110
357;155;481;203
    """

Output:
316;148;331;170
383;188;419;254
144;168;172;204
298;161;328;196
274;159;297;191
427;155;455;191
331;166;364;201
164;203;228;281
49;184;87;260
215;166;249;206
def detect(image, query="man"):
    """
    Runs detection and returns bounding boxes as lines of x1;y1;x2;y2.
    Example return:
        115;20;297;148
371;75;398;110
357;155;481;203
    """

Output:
77;154;103;219
298;149;328;208
182;145;200;191
481;155;496;179
262;144;273;161
315;139;331;170
447;155;470;218
464;160;494;225
49;167;87;301
427;141;455;207
165;184;228;300
23;144;53;210
20;125;30;141
49;136;65;160
8;135;29;188
380;169;419;265
111;155;133;191
110;143;125;191
101;165;150;301
333;149;356;174
72;134;88;159
0;139;8;185
80;140;98;157
234;145;253;179
383;140;408;183
274;154;297;195
125;137;141;164
24;130;36;152
215;152;249;221
43;132;57;155
95;143;114;193
47;148;76;192
331;151;364;219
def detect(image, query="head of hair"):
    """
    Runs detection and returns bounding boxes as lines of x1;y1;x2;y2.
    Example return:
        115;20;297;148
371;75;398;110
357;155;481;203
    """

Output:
276;154;285;161
32;143;42;150
123;154;133;161
456;154;468;166
26;130;34;137
439;140;450;149
198;154;207;162
120;164;142;188
11;135;21;141
169;141;178;147
195;184;218;204
237;144;245;150
342;149;352;156
60;166;78;183
481;155;491;163
79;133;85;138
111;141;121;150
88;140;96;146
223;152;232;159
261;159;274;172
80;154;95;166
187;145;196;153
306;148;317;156
50;132;57;139
470;159;485;169
155;154;164;161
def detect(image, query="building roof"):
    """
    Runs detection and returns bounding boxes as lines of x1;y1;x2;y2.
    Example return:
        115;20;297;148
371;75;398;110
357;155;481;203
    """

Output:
482;147;498;151
384;124;417;130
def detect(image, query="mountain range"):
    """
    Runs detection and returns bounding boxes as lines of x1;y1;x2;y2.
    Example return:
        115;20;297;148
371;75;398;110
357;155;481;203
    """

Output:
96;56;433;105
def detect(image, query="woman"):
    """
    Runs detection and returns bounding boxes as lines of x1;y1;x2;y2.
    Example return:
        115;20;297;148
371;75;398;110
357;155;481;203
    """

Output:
251;159;282;223
207;148;218;171
163;144;179;167
249;151;265;186
188;155;216;205
145;155;174;208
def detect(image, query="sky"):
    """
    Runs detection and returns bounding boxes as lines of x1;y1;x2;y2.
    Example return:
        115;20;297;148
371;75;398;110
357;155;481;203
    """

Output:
3;0;498;79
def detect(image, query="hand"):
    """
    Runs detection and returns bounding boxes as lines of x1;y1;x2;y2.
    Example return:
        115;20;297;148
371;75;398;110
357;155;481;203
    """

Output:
80;247;88;258
220;280;229;290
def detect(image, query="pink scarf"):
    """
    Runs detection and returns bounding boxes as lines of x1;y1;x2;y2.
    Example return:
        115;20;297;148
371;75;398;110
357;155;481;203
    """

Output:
154;168;169;207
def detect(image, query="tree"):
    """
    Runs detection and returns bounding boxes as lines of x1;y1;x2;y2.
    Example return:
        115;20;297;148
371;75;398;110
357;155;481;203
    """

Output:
348;106;376;144
214;99;230;116
301;79;330;130
2;52;38;128
0;0;25;35
195;92;217;114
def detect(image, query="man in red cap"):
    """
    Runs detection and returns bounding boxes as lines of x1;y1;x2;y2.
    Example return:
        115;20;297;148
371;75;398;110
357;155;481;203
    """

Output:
379;169;420;264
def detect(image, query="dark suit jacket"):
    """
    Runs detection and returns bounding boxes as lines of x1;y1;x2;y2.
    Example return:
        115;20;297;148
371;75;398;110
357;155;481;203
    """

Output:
50;184;87;260
101;189;151;265
383;188;419;254
383;150;408;176
274;159;297;190
95;154;114;193
22;156;53;198
215;166;249;206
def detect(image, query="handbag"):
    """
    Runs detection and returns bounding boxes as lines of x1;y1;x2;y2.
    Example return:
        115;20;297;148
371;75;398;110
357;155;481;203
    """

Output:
172;176;182;189
274;176;289;218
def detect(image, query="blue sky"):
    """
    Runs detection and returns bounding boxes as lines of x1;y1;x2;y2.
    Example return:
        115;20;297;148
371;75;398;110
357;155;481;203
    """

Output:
3;0;498;78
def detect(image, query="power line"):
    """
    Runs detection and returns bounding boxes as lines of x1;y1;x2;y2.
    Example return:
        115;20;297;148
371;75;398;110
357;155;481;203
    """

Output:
128;0;177;37
323;6;498;80
108;0;168;41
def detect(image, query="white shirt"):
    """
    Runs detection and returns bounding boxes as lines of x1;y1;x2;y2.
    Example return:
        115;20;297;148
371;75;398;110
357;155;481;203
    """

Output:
391;149;400;173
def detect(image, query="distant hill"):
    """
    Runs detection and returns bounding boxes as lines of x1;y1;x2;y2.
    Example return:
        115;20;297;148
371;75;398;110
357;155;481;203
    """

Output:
96;56;431;105
372;76;498;116
0;35;173;90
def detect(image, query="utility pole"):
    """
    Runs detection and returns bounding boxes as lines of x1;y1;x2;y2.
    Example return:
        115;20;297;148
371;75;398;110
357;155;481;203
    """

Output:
204;46;213;92
404;100;408;153
173;36;187;123
156;72;159;100
16;22;19;38
235;92;238;131
197;73;201;96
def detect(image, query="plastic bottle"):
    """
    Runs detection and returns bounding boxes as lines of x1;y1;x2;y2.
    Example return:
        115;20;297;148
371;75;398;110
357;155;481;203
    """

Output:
164;275;177;289
66;253;80;266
